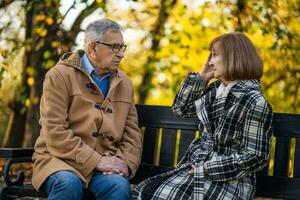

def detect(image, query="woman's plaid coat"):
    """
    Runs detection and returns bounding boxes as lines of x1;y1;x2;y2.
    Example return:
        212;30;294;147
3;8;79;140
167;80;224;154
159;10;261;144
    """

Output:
133;73;273;200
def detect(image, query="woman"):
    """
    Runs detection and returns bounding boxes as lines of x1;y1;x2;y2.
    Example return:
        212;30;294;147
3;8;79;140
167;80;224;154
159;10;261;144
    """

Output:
133;32;273;200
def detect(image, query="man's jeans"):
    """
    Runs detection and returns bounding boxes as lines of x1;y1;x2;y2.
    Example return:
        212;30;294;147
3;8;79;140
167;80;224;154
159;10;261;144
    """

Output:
41;171;131;200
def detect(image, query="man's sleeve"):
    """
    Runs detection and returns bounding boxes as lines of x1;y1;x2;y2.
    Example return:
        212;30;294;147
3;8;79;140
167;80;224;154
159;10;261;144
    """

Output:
115;90;142;178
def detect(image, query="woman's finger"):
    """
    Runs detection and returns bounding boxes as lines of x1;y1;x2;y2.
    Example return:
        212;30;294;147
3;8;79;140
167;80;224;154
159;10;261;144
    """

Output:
188;168;194;175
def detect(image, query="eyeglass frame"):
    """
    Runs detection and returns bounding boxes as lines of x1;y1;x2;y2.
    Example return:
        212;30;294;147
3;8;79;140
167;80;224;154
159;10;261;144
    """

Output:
95;41;127;53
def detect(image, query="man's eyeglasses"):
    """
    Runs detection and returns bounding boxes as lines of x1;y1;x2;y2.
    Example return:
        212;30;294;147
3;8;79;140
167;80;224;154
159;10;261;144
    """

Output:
96;41;127;53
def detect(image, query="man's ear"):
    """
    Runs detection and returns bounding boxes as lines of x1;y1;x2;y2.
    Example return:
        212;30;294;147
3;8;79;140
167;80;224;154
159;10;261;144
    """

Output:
88;42;97;57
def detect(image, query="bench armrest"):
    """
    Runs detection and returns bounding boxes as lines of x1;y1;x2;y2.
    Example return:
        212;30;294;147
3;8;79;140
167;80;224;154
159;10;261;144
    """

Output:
0;148;34;186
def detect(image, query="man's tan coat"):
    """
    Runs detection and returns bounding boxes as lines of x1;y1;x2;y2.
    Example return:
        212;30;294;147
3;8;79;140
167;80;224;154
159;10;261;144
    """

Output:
32;50;142;190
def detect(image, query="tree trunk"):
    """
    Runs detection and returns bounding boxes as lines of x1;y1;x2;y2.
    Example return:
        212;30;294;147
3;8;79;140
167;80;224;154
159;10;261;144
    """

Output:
137;0;177;104
4;0;33;147
4;0;107;147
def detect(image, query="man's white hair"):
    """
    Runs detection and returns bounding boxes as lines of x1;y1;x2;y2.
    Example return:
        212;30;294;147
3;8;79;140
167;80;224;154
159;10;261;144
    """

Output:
84;19;123;51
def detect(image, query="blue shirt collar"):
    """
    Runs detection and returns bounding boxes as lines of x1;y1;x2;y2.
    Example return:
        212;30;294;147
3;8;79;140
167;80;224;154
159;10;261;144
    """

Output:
81;53;94;75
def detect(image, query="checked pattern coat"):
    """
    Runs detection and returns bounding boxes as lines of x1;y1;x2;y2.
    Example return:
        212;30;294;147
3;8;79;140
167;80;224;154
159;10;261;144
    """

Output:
133;73;273;200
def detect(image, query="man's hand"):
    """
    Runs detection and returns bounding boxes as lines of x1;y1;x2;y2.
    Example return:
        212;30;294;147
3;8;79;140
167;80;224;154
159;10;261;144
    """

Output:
199;54;214;82
95;156;129;177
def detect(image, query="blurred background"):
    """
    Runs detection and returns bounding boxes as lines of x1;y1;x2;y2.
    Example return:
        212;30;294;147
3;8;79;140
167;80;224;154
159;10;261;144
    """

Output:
0;0;299;148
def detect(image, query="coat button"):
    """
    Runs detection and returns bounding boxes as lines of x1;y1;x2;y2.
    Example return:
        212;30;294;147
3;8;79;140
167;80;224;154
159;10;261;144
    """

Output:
86;83;97;93
92;132;114;141
86;83;96;90
94;103;102;110
92;132;100;137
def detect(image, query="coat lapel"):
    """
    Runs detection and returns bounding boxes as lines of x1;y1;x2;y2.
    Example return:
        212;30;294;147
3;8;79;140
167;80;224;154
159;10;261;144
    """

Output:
107;73;122;97
195;82;219;135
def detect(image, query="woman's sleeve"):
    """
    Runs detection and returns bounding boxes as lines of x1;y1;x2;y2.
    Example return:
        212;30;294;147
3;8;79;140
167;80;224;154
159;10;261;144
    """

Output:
172;73;207;118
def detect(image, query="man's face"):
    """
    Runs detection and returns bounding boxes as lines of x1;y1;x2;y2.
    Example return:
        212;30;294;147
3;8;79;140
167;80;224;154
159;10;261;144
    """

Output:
89;29;125;74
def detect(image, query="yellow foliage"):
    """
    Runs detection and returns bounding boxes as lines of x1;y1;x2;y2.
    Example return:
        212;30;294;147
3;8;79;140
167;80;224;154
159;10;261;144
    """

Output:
25;98;30;107
35;27;47;37
39;29;47;37
27;77;34;86
2;63;9;70
34;96;39;105
26;66;34;76
43;51;51;59
35;15;45;22
45;60;56;69
51;41;60;48
45;17;54;26
25;44;32;52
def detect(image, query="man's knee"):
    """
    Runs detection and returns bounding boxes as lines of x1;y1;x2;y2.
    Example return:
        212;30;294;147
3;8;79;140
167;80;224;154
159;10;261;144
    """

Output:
43;171;83;199
91;174;131;198
106;175;131;192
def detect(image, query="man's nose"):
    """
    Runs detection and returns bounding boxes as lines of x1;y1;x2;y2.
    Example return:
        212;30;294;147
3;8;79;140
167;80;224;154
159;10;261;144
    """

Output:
116;51;125;58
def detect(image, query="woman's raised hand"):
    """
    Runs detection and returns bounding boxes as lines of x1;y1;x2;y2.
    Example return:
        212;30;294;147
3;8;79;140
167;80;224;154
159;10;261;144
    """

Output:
199;54;214;82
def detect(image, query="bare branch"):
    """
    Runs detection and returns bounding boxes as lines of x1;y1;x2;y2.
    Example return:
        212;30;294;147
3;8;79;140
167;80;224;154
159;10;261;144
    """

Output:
58;0;77;26
68;0;106;39
0;0;15;8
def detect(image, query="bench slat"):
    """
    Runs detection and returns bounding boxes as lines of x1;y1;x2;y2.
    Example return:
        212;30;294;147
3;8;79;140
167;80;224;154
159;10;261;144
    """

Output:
141;127;158;164
294;138;300;178
159;128;177;166
273;137;290;176
178;129;195;163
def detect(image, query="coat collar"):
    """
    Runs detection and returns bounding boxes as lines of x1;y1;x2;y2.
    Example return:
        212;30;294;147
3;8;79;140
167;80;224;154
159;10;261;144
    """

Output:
58;50;123;98
59;50;120;79
230;79;261;98
207;79;261;99
195;79;261;135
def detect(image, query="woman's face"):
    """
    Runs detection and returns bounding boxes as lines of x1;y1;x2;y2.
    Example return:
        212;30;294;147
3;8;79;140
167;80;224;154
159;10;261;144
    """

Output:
209;42;226;82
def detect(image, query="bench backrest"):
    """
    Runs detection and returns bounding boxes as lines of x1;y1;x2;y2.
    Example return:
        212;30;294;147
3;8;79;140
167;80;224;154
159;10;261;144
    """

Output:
134;105;300;199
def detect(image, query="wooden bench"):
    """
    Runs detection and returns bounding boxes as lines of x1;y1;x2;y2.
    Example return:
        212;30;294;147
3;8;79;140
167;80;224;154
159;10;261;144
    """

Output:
0;105;300;199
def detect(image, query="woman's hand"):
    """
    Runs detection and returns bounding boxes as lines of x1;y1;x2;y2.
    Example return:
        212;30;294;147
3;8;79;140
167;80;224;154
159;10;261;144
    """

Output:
199;54;214;82
188;164;208;176
188;164;195;175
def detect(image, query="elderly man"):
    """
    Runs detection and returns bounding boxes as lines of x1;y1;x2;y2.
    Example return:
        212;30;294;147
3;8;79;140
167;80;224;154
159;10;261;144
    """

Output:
32;19;142;200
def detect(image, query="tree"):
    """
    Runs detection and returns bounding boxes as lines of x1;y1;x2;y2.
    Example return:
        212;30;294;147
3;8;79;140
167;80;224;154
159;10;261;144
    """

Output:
0;0;107;147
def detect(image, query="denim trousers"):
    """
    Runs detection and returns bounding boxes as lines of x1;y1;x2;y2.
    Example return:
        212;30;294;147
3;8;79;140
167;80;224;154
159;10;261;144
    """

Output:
41;170;131;200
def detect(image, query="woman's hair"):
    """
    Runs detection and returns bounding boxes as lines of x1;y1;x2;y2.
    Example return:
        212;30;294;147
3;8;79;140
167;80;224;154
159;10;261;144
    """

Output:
210;32;263;80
